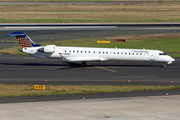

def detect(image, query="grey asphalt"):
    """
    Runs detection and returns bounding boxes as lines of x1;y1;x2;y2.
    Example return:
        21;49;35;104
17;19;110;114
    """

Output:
0;54;179;86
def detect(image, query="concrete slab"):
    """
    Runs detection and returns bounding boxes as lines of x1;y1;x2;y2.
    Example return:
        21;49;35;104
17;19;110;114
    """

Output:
0;95;180;120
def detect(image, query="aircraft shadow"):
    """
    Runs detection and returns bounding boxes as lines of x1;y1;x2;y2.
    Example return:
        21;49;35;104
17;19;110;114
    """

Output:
0;62;163;70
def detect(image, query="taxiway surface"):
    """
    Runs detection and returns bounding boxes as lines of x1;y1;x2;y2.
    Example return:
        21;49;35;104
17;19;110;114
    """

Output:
0;54;179;85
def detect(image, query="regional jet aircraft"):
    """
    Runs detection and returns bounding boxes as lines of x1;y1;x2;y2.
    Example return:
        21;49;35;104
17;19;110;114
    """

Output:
6;31;175;67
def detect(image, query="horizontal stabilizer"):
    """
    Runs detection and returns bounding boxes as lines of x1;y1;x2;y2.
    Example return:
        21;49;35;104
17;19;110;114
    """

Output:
6;32;25;37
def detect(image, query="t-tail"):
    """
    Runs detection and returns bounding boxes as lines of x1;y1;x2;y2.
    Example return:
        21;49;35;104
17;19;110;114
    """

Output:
6;31;41;48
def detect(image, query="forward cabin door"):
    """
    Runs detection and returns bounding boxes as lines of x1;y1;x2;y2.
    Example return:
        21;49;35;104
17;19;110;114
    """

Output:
150;52;155;61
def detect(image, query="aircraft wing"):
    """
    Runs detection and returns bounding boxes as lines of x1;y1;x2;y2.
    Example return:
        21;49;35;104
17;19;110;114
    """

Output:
60;55;103;62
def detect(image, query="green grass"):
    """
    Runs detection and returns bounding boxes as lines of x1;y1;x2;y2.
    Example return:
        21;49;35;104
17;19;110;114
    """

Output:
38;36;180;54
167;54;180;58
0;18;11;23
1;19;180;23
0;84;179;97
22;19;180;23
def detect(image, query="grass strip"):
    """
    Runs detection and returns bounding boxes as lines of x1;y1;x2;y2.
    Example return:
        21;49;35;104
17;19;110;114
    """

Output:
2;19;180;23
1;3;180;23
0;84;179;97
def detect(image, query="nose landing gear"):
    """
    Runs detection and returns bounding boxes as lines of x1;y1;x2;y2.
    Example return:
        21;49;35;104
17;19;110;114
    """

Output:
82;61;87;67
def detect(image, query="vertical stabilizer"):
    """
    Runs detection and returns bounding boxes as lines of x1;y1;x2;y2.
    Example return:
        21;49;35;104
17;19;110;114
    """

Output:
6;31;41;48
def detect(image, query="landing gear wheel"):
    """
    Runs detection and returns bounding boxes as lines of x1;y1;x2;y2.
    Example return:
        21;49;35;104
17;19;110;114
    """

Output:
82;61;87;67
163;62;166;68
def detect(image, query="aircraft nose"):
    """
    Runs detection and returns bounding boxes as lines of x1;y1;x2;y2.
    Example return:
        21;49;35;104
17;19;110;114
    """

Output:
166;56;175;64
169;56;175;62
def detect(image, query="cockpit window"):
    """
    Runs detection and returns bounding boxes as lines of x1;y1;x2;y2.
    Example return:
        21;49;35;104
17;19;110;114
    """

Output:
159;53;167;55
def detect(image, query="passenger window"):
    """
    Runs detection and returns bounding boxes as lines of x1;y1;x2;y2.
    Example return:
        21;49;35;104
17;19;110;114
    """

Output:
133;53;134;55
114;52;115;54
73;50;75;53
106;52;108;54
129;53;130;55
89;51;90;53
99;51;101;54
117;52;119;54
121;52;123;54
137;53;138;55
77;51;79;53
81;51;82;53
69;50;71;53
85;51;86;53
125;53;127;55
65;50;66;52
140;53;142;55
93;51;95;53
103;52;104;54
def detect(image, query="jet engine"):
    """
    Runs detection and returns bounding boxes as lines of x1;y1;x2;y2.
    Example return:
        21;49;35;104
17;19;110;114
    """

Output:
38;45;56;53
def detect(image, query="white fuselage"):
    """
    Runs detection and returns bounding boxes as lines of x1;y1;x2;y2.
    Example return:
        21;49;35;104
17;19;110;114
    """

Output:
22;46;175;64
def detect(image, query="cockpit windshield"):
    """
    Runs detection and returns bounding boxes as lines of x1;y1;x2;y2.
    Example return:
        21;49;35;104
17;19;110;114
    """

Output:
159;53;167;55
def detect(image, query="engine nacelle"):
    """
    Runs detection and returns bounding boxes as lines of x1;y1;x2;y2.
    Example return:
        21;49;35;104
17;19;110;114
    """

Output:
38;45;56;53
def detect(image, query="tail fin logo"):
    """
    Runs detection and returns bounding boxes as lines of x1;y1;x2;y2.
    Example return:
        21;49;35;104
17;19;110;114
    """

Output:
17;36;33;48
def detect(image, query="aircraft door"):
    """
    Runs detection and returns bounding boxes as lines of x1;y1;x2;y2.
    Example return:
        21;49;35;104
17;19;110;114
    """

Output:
150;52;155;61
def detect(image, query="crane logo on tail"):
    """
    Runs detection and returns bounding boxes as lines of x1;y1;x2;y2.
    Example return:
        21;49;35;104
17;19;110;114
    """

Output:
17;36;33;48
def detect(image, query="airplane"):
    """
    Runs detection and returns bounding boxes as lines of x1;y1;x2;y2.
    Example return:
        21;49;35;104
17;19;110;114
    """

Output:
6;31;175;67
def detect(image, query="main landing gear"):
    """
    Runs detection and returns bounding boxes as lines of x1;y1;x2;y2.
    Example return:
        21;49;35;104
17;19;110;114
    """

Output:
82;61;87;67
163;62;167;68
